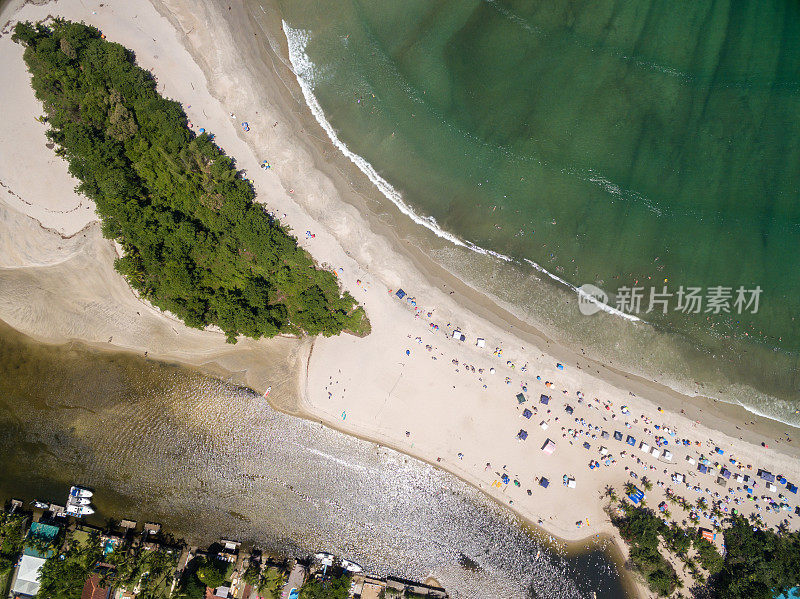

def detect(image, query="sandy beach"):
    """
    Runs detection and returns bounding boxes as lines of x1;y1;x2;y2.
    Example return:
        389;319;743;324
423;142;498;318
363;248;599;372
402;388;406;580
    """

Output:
1;0;799;596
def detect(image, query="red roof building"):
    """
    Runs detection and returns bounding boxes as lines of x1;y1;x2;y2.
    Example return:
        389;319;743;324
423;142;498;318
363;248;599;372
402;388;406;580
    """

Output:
81;576;112;599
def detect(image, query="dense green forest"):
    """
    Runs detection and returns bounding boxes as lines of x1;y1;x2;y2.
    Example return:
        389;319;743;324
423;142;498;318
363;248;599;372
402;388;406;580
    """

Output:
613;503;800;599
13;19;368;342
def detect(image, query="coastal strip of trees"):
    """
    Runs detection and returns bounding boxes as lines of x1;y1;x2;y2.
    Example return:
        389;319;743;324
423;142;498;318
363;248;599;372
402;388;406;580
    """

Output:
610;498;800;599
12;19;369;342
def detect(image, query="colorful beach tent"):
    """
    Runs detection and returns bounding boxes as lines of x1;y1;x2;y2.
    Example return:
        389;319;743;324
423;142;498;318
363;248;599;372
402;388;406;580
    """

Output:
700;528;715;542
628;486;645;505
522;408;532;419
758;469;776;482
541;439;556;455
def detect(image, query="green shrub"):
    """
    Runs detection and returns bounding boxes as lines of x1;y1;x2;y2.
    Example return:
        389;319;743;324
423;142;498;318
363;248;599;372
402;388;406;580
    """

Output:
13;20;368;342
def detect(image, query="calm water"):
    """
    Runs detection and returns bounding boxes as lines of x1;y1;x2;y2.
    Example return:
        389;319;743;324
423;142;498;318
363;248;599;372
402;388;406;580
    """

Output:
274;0;800;418
0;320;628;598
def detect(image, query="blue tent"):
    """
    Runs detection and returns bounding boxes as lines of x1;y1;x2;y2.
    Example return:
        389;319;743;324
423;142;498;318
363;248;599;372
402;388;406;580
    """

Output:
517;429;528;441
539;477;550;488
395;289;406;299
501;474;509;484
516;393;527;404
565;405;574;415
721;468;731;479
540;394;550;405
628;487;645;505
698;464;709;474
626;435;636;446
787;483;798;494
522;408;532;419
613;431;623;441
583;442;591;450
758;469;776;483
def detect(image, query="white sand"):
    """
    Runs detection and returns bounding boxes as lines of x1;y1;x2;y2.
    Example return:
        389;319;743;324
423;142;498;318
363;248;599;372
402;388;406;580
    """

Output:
1;2;799;595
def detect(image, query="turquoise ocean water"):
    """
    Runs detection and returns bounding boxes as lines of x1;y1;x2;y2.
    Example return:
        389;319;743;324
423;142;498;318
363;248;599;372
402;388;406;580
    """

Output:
274;1;800;421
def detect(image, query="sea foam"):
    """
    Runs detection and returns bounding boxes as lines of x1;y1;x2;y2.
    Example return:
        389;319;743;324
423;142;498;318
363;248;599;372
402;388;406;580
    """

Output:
281;22;639;324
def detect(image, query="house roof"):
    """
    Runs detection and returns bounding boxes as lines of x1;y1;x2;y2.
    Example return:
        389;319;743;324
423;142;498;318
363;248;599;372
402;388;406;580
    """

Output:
12;554;46;597
81;575;112;599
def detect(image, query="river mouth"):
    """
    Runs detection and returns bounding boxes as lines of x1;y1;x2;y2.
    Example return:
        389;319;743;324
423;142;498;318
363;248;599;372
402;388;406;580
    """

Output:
0;318;630;598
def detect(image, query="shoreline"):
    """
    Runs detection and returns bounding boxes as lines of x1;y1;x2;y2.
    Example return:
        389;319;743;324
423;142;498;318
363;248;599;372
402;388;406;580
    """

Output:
1;1;798;597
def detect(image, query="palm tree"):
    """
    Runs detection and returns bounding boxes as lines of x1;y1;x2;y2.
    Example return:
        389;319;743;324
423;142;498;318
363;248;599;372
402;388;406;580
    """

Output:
259;566;288;599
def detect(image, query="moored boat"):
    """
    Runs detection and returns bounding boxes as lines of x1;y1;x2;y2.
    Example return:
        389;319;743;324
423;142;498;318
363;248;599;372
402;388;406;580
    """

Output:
314;551;335;567
69;485;93;498
341;559;363;573
65;504;94;516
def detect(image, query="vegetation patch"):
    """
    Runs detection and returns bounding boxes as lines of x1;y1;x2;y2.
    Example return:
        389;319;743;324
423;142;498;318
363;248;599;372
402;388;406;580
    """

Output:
611;497;800;599
13;20;368;342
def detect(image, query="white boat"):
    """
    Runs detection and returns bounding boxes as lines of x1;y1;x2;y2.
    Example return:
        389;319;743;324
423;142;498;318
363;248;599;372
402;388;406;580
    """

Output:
32;500;50;509
314;552;334;567
341;559;363;573
68;497;91;506
264;386;272;398
69;485;93;498
65;504;94;516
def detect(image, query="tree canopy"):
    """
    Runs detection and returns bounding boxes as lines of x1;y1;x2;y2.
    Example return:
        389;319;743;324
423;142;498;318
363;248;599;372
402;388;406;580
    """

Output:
36;535;103;599
715;515;800;599
299;573;351;599
13;19;368;342
612;502;800;599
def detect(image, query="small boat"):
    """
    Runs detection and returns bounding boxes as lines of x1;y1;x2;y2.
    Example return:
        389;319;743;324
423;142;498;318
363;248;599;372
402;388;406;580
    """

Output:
32;500;50;510
68;497;91;506
314;552;335;566
69;485;93;498
65;504;94;517
341;559;363;573
264;386;272;398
